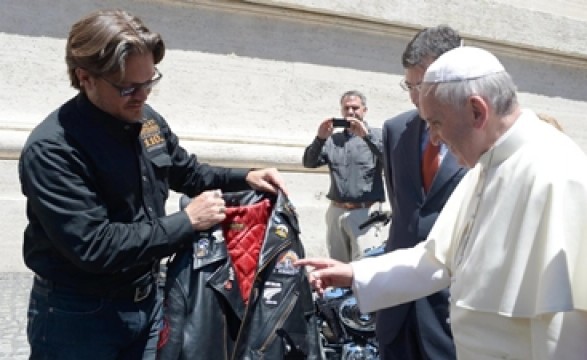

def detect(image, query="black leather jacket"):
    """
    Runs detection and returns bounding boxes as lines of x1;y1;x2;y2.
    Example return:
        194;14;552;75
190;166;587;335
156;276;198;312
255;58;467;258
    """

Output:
157;190;320;360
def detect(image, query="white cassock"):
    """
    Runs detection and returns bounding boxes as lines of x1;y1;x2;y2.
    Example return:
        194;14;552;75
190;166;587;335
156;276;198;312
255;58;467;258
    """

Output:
352;110;587;359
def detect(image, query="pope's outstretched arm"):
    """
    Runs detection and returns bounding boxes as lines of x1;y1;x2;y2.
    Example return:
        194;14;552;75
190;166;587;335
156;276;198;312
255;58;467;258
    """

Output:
295;243;451;313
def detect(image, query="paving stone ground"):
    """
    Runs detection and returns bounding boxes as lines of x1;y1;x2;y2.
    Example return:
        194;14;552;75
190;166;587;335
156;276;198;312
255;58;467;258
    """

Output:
0;272;32;360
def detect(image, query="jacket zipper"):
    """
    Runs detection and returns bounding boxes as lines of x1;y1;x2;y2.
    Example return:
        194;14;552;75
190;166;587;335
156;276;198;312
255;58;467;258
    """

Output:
230;239;292;360
258;290;299;353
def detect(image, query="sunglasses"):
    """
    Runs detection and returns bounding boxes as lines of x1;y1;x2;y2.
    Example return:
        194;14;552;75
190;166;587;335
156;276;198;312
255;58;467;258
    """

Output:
101;68;163;97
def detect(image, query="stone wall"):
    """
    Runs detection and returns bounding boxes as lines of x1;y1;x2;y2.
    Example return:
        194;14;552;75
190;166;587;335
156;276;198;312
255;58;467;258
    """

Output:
1;0;586;272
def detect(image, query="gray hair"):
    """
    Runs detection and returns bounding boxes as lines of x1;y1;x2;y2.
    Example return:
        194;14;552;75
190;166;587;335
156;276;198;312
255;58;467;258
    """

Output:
431;72;518;117
66;9;165;90
340;90;367;107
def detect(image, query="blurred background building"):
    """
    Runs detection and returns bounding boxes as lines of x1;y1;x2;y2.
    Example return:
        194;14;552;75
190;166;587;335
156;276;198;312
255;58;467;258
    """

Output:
1;0;587;272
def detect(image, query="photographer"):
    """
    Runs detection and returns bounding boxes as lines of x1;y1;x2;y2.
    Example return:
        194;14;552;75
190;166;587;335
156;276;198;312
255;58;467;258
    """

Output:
302;90;385;262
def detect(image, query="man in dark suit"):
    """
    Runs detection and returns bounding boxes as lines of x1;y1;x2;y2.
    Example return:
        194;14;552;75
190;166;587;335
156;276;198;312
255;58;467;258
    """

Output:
377;25;467;360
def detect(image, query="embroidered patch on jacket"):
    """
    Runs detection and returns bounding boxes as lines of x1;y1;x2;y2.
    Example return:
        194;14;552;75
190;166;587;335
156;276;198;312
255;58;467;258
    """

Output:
274;250;299;276
263;281;283;306
140;119;165;151
272;215;283;224
274;224;288;239
195;238;210;258
224;266;236;290
212;228;224;243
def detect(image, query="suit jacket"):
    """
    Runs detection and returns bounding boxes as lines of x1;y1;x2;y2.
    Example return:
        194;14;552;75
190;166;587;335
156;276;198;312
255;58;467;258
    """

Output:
377;110;467;357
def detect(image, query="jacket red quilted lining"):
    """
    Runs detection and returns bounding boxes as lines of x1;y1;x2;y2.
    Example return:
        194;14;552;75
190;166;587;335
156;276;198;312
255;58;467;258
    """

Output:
221;198;272;304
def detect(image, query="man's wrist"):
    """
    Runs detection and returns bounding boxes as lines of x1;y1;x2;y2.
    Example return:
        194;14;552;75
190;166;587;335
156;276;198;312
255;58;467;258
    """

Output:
362;130;372;141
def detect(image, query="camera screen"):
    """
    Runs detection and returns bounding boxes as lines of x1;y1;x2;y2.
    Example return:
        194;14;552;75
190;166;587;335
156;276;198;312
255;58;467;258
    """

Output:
332;118;350;128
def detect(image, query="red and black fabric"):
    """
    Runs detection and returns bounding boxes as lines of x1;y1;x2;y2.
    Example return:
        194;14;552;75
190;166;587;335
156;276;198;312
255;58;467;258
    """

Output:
157;190;320;360
223;198;271;304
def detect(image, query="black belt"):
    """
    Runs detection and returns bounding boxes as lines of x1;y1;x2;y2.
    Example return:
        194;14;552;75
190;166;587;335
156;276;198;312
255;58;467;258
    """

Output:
33;273;155;303
331;201;377;210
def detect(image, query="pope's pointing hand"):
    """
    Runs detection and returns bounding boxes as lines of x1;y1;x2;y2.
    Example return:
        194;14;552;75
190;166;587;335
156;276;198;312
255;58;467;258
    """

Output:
294;257;354;296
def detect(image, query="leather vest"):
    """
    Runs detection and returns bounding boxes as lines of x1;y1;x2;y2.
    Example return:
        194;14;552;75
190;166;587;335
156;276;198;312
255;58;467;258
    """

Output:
157;190;320;360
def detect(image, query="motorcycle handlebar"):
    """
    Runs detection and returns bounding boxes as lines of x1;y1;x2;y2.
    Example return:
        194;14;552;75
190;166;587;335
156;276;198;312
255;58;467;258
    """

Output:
358;210;391;230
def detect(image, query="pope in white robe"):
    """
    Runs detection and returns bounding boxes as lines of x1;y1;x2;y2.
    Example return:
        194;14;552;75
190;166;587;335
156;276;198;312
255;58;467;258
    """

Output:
353;109;587;359
297;47;587;359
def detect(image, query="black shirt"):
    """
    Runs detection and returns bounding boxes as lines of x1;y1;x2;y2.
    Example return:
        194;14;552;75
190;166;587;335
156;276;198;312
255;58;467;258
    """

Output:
19;93;249;293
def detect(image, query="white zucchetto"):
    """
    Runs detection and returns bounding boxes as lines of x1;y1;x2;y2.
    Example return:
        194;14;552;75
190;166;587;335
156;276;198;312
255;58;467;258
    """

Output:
423;46;505;83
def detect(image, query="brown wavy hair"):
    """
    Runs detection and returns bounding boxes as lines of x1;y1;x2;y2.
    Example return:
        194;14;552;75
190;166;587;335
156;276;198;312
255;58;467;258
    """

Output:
65;9;165;90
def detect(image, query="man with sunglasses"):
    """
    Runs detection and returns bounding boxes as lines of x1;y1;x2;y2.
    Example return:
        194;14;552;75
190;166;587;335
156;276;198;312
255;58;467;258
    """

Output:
19;9;285;360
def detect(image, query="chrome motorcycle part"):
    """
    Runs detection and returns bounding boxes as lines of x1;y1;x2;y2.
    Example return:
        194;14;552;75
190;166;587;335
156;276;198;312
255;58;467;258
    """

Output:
341;342;379;360
339;297;376;333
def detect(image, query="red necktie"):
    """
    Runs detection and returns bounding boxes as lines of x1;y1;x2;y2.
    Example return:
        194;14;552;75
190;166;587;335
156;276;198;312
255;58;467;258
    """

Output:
422;140;440;193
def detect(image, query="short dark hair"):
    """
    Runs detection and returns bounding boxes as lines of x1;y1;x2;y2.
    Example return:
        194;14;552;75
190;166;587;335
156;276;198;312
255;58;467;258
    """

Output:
402;25;461;68
340;90;367;107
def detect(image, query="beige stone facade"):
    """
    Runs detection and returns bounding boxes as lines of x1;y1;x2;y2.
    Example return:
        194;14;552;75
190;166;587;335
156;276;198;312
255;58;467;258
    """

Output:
1;0;586;272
